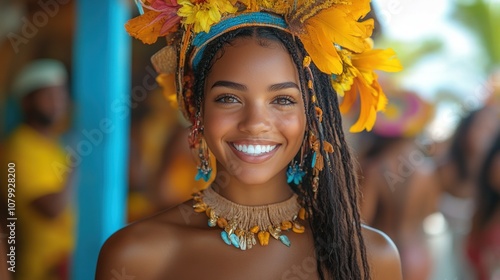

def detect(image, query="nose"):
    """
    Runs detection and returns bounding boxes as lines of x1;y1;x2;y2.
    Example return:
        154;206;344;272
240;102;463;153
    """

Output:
237;102;272;135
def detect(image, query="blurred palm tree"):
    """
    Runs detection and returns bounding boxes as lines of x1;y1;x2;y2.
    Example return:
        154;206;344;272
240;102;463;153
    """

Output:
452;0;500;72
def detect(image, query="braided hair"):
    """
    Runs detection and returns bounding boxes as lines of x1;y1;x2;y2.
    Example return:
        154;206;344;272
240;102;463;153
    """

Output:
192;27;371;280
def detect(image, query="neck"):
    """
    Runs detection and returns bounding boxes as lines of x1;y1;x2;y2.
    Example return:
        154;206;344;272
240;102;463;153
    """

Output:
24;120;53;137
212;172;294;206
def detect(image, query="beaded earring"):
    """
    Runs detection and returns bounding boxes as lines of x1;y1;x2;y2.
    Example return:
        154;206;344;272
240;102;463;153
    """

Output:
287;136;307;185
188;112;212;182
286;161;306;185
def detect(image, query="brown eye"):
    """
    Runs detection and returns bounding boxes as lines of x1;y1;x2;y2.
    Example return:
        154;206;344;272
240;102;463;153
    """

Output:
215;95;239;103
272;96;296;106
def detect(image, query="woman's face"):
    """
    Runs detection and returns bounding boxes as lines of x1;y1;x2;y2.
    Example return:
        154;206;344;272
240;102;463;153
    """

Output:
203;37;306;186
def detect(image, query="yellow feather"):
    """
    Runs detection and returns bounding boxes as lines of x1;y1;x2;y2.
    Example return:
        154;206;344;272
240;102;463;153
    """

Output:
352;48;403;72
125;11;164;44
359;19;374;38
300;28;343;74
345;69;383;132
339;82;358;114
337;0;371;20
375;87;388;112
349;81;377;133
306;8;368;53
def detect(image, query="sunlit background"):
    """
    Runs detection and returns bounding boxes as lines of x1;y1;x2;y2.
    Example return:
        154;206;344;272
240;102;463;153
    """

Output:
374;0;498;141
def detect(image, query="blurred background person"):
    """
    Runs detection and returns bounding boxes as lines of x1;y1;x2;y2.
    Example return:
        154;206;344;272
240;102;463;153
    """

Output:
125;74;212;222
0;59;75;280
150;116;213;211
438;106;499;199
356;87;440;280
435;104;500;279
466;132;500;280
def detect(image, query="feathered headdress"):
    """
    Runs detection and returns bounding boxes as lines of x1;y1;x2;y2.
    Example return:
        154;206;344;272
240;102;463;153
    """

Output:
125;0;402;132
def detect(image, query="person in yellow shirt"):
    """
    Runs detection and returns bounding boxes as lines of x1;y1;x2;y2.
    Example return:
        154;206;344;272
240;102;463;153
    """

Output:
0;59;74;280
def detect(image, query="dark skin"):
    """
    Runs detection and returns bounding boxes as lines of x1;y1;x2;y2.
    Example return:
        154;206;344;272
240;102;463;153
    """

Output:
21;86;73;219
96;200;401;280
97;38;401;280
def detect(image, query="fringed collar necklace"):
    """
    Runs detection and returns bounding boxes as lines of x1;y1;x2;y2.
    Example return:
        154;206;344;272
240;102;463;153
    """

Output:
192;186;306;250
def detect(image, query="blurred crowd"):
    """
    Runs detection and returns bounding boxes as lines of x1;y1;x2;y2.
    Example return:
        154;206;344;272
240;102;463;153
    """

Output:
1;0;499;280
349;76;500;280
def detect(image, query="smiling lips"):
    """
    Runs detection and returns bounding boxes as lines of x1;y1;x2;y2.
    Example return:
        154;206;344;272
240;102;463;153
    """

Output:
229;142;281;164
233;144;277;156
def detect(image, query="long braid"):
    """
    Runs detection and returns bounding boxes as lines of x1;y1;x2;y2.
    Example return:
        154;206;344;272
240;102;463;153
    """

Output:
262;30;348;278
283;31;370;279
191;26;370;280
315;71;371;279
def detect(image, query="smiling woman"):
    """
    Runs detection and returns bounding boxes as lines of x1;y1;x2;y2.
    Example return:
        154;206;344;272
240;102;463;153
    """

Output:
203;35;306;190
96;1;403;279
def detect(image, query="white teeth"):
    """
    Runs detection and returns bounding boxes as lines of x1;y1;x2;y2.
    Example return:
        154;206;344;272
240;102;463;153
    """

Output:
234;144;276;156
255;145;262;154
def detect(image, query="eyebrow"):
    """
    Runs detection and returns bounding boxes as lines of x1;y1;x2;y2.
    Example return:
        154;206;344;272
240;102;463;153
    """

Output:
211;81;247;91
268;82;299;91
211;81;299;92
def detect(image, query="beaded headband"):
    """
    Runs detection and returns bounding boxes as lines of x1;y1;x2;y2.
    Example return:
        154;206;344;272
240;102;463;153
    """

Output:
191;12;289;69
126;0;403;132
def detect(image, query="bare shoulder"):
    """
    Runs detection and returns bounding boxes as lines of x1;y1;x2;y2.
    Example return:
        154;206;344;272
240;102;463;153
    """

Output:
95;200;202;280
362;224;402;280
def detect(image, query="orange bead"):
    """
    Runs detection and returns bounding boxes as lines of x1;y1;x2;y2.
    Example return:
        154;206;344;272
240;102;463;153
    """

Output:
217;217;228;228
235;229;244;237
250;225;259;233
298;208;306;220
257;231;270;246
292;222;305;234
281;221;292;230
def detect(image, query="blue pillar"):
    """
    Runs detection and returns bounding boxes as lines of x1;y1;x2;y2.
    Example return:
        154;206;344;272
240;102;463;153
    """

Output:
72;1;130;279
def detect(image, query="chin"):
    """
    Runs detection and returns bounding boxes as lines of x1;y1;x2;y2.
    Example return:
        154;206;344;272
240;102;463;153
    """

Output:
215;157;287;186
227;168;282;186
237;176;271;186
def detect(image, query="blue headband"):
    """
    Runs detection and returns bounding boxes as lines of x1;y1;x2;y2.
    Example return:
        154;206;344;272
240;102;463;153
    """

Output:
190;12;289;70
